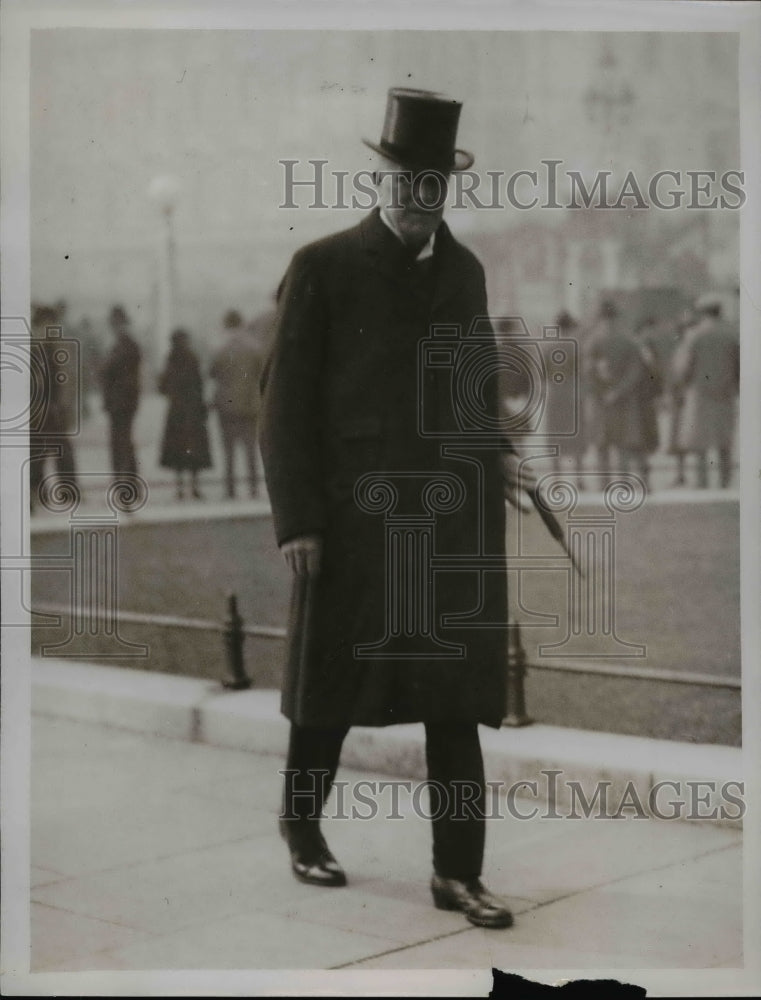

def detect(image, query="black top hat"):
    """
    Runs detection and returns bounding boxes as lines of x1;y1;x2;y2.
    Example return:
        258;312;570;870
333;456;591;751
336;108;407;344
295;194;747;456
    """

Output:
363;87;474;173
555;310;578;329
33;303;57;325
109;304;129;326
223;309;243;329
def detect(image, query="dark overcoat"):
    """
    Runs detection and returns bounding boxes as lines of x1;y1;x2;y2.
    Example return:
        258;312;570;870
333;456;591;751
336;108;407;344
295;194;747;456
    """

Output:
101;333;141;416
158;344;212;471
260;210;509;730
585;323;652;453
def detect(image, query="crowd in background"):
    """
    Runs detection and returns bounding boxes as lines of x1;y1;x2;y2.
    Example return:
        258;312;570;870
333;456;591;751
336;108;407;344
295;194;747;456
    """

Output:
28;300;273;511
542;293;740;492
28;286;739;513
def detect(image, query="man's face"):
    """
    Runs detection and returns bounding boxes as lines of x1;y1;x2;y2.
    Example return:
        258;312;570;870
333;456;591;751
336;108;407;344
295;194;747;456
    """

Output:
375;157;450;250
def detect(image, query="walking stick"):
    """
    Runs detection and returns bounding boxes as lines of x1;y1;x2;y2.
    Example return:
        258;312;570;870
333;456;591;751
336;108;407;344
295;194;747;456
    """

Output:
284;571;318;724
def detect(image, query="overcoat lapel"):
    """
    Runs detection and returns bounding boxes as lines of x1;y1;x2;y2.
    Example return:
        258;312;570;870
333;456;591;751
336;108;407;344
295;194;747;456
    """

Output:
359;209;469;311
430;222;470;314
359;209;416;293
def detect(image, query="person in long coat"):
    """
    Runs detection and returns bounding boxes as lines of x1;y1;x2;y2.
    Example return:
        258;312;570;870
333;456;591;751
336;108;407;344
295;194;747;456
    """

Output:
673;300;739;488
101;305;141;480
586;299;652;484
631;316;663;489
664;310;694;486
260;88;524;929
158;329;212;500
209;309;264;499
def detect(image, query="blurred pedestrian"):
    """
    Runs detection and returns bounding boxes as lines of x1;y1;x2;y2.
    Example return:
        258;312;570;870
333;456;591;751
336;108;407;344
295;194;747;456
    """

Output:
665;310;694;487
51;300;82;432
74;315;102;422
29;304;79;512
632;316;663;486
158;329;212;500
209;309;263;499
547;310;586;486
586;299;652;487
673;300;739;489
247;295;278;357
101;304;141;480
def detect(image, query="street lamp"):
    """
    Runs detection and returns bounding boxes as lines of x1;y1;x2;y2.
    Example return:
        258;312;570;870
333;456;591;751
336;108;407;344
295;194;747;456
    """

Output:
148;174;181;366
583;39;636;137
579;38;636;300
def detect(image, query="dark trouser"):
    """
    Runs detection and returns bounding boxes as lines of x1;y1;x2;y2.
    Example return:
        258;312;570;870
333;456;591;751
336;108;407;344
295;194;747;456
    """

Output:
695;449;732;489
218;414;258;497
283;721;486;879
109;410;138;478
29;434;78;508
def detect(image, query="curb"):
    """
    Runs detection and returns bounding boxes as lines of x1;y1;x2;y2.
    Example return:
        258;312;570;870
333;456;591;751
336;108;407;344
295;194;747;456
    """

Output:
28;488;739;535
32;657;744;827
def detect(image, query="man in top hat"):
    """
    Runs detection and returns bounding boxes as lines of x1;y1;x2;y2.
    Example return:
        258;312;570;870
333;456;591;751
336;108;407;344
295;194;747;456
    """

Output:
260;88;527;928
209;308;264;499
101;304;141;480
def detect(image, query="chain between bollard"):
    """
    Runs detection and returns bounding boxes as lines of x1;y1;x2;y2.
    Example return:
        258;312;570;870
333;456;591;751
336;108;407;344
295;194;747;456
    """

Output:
222;592;252;690
504;621;533;727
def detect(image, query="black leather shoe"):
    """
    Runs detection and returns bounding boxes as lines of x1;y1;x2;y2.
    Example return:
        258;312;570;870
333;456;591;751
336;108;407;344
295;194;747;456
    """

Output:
278;819;347;888
431;874;513;928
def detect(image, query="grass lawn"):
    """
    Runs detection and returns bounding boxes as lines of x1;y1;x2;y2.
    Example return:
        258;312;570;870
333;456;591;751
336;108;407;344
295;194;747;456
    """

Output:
31;500;740;746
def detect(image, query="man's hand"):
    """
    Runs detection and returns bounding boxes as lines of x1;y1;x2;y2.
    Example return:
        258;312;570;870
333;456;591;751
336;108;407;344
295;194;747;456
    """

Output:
280;535;323;576
501;451;536;511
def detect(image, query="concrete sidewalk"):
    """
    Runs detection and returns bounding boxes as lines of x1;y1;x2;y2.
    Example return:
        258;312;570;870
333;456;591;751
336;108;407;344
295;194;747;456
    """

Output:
30;714;743;977
28;658;746;978
32;658;744;825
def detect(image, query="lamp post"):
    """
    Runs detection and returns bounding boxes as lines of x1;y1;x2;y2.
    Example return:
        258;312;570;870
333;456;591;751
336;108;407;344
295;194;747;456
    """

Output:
583;37;636;141
148;174;181;366
580;37;636;303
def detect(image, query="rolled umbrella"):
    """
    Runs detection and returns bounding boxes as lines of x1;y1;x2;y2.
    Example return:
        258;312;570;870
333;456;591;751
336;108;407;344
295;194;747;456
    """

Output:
525;485;583;577
283;571;318;725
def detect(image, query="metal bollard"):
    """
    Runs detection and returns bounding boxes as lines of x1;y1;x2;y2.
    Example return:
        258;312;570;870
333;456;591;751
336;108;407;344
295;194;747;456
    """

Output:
503;621;533;727
222;592;252;690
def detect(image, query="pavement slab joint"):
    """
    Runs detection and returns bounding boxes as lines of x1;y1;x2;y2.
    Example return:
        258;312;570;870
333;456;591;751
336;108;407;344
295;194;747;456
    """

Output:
29;714;744;972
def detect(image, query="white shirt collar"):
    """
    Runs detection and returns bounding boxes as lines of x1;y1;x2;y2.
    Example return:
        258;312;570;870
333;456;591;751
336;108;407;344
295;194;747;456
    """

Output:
379;208;436;260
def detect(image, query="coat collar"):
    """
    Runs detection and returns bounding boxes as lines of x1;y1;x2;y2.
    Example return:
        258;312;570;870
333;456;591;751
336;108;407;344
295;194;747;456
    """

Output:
359;208;468;310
